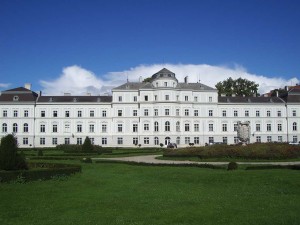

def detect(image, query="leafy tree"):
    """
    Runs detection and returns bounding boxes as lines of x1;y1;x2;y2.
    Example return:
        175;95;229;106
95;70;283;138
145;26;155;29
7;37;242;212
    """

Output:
0;134;27;170
82;136;93;152
270;88;288;97
215;77;259;96
143;77;151;83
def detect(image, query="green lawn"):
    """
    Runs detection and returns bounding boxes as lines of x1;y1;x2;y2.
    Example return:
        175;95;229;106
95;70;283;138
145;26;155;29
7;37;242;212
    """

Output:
1;162;300;225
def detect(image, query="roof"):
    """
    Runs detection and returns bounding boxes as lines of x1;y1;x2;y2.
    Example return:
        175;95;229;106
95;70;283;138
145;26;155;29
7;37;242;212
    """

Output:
177;82;216;91
37;95;112;103
0;87;38;102
113;82;152;90
284;95;300;103
218;96;285;104
4;87;33;92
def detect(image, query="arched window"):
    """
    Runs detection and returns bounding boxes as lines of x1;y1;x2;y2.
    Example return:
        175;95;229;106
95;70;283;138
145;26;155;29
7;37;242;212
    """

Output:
293;122;297;131
2;123;7;133
165;121;170;132
154;121;159;132
176;121;180;132
176;137;180;145
154;137;159;145
23;123;28;133
13;123;18;133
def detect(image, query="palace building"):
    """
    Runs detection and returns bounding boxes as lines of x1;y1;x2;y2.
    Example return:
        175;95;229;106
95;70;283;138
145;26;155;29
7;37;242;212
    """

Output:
0;68;299;148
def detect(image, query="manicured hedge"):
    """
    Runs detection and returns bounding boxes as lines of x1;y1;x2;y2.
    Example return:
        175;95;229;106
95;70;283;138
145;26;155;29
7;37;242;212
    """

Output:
245;164;300;170
163;143;300;159
0;162;81;183
56;144;112;154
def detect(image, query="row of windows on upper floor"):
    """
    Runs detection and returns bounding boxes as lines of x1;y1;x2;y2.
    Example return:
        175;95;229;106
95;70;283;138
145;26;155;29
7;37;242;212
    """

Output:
2;121;298;134
1;109;298;118
117;95;214;102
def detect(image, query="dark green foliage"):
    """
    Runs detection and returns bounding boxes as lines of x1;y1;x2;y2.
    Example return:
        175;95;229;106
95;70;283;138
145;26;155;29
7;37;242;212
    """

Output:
81;157;92;163
82;136;94;152
143;77;151;82
37;149;43;156
56;144;110;154
227;162;238;170
160;143;164;148
0;134;27;170
246;165;300;170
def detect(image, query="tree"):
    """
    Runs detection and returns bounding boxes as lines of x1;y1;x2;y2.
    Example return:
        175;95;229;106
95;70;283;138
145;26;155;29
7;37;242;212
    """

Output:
143;77;151;83
82;136;93;152
215;77;259;97
0;134;27;170
269;88;287;97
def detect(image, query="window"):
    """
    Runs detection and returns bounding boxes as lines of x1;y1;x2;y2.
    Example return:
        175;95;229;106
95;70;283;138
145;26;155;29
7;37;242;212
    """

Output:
154;122;159;132
234;123;238;132
293;136;298;143
23;123;28;133
176;95;179;101
234;110;238;117
133;96;137;102
194;110;198;117
14;110;18;117
185;137;190;144
222;124;227;132
118;96;122;102
144;137;149;144
53;111;57;117
90;110;94;117
52;138;57;145
24;110;29;117
267;124;272;131
102;124;107;133
118;110;123;117
292;110;296;117
209;110;213;117
65;111;70;117
117;137;123;145
90;138;94;145
89;124;95;133
165;109;169;116
133;137;138;145
209;97;212;102
256;136;261;143
222;137;228;144
40;138;45;145
118;124;123;132
23;138;28;145
40;124;45;133
2;123;7;133
256;110;260;117
176;121;180;132
194;124;199;132
102;110;107;117
209;124;214;132
3;110;7;117
278;124;282;131
13;123;18;133
267;136;272;142
133;110;138;116
185;123;190;132
165;95;169;101
165;121;170;131
144;109;148;116
78;111;82;117
222;110;227;117
185;96;188;101
65;138;70;145
154;95;158;101
293;122;297;131
267;110;271;117
277;111;282;117
75;138;82;145
77;124;82;133
144;95;148;101
176;137;180;145
13;96;19;101
133;124;138;132
154;109;158;116
64;124;70;133
278;136;283;142
245;110;249;117
144;123;149;131
209;137;214;144
41;111;45;117
185;109;189;116
194;96;198;102
164;82;167;87
234;137;239;144
102;138;107;145
194;137;199;144
256;124;261;132
176;109;180;116
154;137;159;145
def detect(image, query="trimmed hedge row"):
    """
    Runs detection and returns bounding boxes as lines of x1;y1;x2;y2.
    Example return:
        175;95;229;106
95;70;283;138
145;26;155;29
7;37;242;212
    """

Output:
0;162;81;183
245;164;300;170
56;144;112;154
163;143;300;159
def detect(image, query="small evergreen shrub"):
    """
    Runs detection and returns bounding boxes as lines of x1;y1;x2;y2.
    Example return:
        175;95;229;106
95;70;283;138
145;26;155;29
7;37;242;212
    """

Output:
82;137;94;153
227;162;238;171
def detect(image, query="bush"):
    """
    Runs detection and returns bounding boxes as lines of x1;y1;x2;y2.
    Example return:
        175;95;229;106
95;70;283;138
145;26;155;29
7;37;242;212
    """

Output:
37;149;43;156
160;143;164;148
82;137;93;153
227;162;238;170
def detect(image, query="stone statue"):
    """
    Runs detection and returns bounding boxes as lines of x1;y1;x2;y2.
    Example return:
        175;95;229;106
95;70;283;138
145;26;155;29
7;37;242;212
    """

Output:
237;121;250;145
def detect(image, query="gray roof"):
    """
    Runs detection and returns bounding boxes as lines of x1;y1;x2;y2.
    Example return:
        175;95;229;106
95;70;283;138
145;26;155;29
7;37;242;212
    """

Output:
285;95;300;103
37;96;112;103
177;82;216;91
113;82;152;90
0;87;38;102
218;96;285;104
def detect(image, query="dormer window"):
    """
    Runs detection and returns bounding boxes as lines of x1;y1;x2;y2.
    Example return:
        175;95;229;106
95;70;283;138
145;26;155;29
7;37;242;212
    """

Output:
13;96;19;101
49;97;53;102
73;98;77;102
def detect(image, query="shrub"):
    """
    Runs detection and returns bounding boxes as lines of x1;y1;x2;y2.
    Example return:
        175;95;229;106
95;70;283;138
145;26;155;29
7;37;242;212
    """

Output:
160;143;164;148
227;162;238;171
37;149;43;156
82;137;94;153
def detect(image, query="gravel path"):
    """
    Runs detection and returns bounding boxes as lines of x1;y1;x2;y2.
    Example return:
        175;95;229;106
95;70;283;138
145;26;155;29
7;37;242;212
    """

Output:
93;155;300;166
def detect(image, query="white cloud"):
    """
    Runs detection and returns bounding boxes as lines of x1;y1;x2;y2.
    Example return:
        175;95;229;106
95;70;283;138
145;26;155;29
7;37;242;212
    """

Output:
40;64;299;95
0;83;10;88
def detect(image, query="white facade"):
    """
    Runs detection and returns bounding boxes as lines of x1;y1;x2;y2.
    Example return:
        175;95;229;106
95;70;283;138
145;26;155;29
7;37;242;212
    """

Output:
0;68;299;148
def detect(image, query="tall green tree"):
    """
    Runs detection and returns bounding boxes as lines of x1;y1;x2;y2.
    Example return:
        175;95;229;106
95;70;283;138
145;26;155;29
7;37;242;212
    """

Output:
82;136;93;152
215;77;259;96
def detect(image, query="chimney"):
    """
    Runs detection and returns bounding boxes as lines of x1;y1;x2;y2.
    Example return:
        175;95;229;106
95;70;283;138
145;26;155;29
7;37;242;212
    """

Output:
24;83;31;90
184;76;189;84
64;93;71;96
139;76;143;83
276;90;279;97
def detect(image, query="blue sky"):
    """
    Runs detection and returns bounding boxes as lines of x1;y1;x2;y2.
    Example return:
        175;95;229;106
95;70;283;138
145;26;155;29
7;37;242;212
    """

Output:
0;0;299;94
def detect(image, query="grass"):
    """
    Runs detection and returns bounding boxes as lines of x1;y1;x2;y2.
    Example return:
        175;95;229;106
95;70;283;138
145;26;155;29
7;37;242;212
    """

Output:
1;162;300;225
